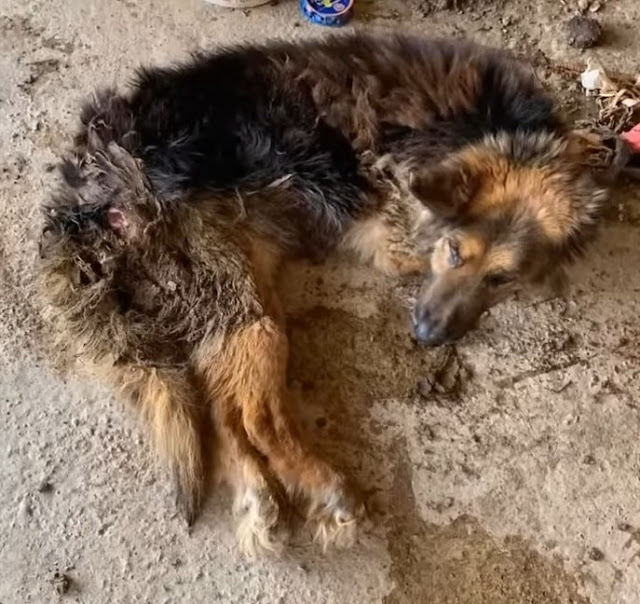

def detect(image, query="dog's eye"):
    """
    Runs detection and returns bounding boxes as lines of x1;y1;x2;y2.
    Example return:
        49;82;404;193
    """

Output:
484;272;514;287
448;241;461;268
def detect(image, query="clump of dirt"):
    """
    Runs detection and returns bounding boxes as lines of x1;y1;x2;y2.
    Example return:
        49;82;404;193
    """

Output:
566;15;602;49
50;571;72;595
411;0;482;16
417;346;470;399
383;444;590;604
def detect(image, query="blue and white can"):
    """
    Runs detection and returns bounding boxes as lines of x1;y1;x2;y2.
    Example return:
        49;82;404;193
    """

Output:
300;0;354;27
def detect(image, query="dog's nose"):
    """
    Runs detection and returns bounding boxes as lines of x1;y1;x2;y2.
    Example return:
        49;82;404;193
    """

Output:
414;320;434;343
413;309;444;346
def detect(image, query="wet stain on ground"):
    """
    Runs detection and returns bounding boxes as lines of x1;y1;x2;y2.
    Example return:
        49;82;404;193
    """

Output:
383;440;590;604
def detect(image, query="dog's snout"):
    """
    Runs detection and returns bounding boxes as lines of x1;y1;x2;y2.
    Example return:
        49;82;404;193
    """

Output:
413;307;445;346
414;319;434;343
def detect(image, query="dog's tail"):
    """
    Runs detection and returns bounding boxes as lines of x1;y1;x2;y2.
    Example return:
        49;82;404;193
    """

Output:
134;368;210;526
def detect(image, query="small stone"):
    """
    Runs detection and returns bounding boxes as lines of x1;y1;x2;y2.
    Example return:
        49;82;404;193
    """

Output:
51;571;71;595
417;378;433;398
38;480;54;493
17;496;32;521
588;547;605;561
583;454;596;465
577;0;589;11
566;15;603;49
421;424;435;440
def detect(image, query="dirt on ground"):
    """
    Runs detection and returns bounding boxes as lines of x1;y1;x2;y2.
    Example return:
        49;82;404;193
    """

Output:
2;0;640;603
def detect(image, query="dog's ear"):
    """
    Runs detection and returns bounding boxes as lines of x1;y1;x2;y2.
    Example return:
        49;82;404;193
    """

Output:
408;162;479;218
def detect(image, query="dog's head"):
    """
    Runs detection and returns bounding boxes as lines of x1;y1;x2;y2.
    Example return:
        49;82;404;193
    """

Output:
408;131;607;346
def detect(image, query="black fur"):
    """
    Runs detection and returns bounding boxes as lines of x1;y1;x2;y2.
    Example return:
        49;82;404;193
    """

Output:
50;33;561;258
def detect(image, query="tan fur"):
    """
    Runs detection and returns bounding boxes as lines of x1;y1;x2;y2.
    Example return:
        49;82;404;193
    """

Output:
456;148;577;241
136;369;207;522
340;215;428;276
196;317;363;551
214;395;286;555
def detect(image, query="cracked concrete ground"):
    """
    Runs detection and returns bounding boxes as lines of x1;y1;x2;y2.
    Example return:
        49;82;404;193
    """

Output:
2;0;640;602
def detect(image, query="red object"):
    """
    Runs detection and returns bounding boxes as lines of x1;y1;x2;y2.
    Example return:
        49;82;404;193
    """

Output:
621;123;640;154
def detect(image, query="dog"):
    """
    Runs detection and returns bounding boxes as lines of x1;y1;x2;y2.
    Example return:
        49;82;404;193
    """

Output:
38;33;607;554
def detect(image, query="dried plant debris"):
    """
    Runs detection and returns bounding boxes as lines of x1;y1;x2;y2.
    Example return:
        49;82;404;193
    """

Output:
579;60;640;131
570;127;626;174
574;60;640;178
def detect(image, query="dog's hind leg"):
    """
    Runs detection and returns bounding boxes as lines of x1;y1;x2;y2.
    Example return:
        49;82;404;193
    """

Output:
213;395;288;556
130;367;209;526
198;318;364;552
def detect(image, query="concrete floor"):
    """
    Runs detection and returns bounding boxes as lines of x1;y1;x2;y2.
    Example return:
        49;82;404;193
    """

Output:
2;0;640;602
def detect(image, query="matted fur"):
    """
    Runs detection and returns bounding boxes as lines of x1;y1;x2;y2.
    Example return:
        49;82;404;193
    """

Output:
39;33;607;552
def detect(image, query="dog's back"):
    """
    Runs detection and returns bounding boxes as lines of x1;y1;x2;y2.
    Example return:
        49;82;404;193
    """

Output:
61;34;560;258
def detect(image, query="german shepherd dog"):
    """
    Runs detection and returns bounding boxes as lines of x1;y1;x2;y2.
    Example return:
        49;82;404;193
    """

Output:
39;33;607;553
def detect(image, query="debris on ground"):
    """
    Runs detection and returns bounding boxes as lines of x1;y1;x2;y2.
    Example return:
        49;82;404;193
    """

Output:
51;571;72;595
412;0;468;15
417;346;470;398
578;60;640;131
579;59;616;96
595;84;640;132
576;0;607;13
572;59;640;178
566;15;602;49
38;480;54;493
